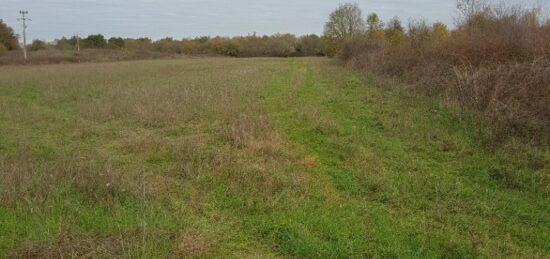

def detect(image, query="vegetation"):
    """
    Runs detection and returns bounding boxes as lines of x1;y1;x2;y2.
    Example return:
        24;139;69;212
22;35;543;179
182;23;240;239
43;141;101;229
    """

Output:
337;1;550;144
0;43;6;56
30;39;46;51
82;34;107;48
1;57;548;257
0;1;549;257
0;19;19;51
108;37;125;48
0;33;327;64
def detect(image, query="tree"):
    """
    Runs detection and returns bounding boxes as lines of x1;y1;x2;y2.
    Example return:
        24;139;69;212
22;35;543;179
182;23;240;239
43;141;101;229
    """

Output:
324;3;365;41
367;13;385;40
385;17;404;46
430;22;450;43
108;37;125;48
83;34;106;48
0;19;19;50
30;39;46;51
222;42;239;57
296;34;324;56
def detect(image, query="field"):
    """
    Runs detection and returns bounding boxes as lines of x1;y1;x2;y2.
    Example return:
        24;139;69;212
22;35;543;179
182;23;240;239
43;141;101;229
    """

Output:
0;57;549;257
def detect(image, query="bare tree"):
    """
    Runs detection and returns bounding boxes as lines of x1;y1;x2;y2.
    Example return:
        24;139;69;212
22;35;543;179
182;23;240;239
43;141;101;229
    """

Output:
324;3;365;40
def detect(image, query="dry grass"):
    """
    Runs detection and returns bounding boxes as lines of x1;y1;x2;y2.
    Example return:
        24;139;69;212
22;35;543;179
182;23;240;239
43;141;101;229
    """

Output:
0;57;291;256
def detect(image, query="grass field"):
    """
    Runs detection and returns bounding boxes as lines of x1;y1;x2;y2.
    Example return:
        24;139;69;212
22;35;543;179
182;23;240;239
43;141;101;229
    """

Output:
0;57;549;258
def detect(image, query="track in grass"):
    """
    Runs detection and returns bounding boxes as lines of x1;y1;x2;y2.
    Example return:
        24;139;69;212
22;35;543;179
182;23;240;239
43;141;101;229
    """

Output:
0;58;549;257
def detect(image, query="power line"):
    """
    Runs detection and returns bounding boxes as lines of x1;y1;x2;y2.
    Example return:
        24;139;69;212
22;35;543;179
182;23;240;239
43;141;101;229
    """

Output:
17;10;31;60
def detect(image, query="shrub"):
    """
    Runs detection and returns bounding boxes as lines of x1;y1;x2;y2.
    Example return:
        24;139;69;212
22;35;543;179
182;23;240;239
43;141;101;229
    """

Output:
108;37;125;48
222;42;239;57
338;2;550;143
82;34;106;49
296;34;324;56
0;43;6;55
30;39;47;51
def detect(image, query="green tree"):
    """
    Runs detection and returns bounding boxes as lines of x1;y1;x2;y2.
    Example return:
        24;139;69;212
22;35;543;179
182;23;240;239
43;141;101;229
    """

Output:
0;19;19;50
108;37;125;48
30;39;46;51
83;34;107;48
385;17;404;46
222;42;239;57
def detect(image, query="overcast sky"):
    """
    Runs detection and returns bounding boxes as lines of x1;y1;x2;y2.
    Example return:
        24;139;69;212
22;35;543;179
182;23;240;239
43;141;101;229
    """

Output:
0;0;545;41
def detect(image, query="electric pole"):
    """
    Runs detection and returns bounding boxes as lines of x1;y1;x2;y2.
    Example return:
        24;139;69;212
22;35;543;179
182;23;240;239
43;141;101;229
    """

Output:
76;34;80;52
17;10;30;60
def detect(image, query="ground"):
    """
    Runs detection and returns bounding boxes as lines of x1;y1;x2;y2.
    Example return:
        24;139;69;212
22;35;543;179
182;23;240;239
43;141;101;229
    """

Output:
0;57;548;258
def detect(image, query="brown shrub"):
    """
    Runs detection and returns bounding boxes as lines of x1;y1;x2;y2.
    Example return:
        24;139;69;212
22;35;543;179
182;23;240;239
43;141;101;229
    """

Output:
340;2;550;143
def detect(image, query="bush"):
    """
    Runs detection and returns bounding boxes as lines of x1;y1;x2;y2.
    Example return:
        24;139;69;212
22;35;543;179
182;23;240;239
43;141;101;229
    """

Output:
82;34;106;49
0;43;6;55
30;40;47;51
222;42;239;57
108;37;125;48
338;2;550;143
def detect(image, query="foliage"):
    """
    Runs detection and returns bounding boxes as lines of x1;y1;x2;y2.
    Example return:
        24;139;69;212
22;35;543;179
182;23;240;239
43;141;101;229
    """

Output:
0;19;19;50
339;3;550;143
1;58;548;258
366;13;385;40
324;3;365;41
82;34;107;49
30;39;46;51
0;43;6;55
385;17;404;46
108;37;125;48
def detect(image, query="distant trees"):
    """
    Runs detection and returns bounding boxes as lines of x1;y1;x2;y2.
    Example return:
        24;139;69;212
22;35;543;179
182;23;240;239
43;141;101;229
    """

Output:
30;39;46;51
83;34;106;48
296;34;324;56
108;37;125;48
0;19;19;51
54;36;74;50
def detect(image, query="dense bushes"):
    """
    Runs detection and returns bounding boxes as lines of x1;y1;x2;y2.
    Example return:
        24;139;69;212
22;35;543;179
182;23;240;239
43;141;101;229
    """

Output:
179;34;325;57
3;33;326;59
337;2;550;143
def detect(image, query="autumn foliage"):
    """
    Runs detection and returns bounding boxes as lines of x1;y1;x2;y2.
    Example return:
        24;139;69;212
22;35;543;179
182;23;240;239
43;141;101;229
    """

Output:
339;3;550;142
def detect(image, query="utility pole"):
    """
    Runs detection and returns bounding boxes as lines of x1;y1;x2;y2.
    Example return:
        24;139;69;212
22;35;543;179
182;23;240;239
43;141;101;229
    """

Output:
76;34;80;52
17;10;30;60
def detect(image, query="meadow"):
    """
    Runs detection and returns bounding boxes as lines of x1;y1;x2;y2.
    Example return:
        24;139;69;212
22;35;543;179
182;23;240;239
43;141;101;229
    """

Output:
0;57;549;257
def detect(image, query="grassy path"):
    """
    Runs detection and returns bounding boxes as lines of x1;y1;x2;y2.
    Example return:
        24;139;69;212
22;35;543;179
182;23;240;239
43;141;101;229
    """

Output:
256;58;549;257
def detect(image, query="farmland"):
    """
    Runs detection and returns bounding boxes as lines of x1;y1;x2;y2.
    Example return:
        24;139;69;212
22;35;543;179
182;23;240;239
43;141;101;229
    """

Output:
0;58;549;257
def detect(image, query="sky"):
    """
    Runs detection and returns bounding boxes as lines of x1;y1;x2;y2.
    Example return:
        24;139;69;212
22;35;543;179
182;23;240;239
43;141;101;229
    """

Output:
0;0;545;41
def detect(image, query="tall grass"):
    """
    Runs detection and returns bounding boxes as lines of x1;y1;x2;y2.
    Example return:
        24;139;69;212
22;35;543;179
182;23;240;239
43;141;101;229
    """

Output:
340;2;550;143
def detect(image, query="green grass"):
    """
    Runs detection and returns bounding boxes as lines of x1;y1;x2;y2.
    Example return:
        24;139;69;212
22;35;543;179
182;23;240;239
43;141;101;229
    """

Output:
0;58;548;257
